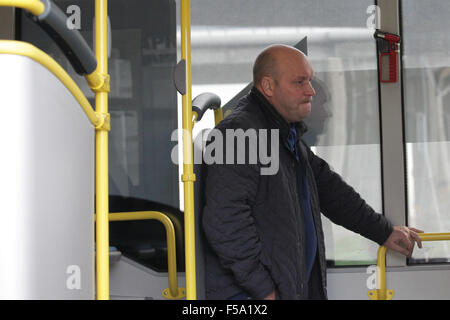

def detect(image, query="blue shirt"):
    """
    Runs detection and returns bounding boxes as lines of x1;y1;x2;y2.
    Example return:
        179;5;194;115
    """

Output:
287;125;318;281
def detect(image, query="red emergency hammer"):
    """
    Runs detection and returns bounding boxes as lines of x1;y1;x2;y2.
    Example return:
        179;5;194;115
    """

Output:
374;30;401;83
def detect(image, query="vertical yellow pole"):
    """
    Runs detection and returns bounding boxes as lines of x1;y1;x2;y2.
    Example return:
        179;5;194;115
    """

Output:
95;0;110;300
377;246;387;300
180;0;197;300
214;108;223;126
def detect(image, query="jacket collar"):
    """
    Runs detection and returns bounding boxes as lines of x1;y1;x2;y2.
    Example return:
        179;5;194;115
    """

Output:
249;87;308;143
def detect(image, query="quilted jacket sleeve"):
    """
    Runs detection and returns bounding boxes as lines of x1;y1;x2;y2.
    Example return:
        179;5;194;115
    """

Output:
202;126;275;299
304;141;393;245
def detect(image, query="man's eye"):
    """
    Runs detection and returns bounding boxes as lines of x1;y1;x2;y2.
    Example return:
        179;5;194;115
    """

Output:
298;80;312;86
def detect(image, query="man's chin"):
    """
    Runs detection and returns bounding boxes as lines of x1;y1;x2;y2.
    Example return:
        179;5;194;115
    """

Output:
300;103;312;119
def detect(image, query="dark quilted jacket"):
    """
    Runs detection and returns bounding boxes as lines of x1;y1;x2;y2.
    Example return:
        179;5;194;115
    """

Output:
201;87;393;300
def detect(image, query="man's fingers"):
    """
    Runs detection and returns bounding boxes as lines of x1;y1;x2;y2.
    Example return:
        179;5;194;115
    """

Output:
403;239;414;254
409;227;424;234
409;230;423;249
399;230;414;251
408;227;424;249
384;226;425;257
387;241;410;256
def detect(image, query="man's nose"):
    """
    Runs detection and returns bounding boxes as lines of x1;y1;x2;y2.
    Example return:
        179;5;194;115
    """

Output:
306;82;316;96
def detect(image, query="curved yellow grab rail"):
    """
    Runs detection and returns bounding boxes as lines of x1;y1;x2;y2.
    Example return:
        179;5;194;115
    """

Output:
214;108;223;126
162;211;185;262
192;108;223;129
0;0;45;16
108;211;186;299
0;40;102;127
369;232;450;300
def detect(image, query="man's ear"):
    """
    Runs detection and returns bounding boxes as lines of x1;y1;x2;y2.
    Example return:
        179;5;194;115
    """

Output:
260;76;275;97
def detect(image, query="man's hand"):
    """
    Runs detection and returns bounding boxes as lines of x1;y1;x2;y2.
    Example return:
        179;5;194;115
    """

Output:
383;226;424;257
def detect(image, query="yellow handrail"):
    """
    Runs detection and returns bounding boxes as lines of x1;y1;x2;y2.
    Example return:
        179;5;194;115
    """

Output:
180;0;197;300
93;0;110;300
0;0;45;16
214;108;223;126
108;211;186;299
369;232;450;300
0;40;102;127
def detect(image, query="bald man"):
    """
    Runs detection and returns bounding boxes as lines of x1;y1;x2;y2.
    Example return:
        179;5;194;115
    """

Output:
202;45;423;300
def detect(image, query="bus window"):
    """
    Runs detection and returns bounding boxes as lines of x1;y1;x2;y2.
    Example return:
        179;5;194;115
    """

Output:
402;0;450;265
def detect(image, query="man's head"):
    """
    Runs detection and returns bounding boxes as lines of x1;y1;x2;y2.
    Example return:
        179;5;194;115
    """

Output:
253;45;316;123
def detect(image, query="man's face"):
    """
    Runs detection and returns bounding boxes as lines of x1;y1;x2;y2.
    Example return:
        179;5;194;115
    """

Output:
270;52;316;123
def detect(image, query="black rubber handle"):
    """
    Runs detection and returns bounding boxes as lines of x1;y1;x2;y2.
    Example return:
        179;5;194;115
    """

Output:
27;0;97;75
192;92;221;121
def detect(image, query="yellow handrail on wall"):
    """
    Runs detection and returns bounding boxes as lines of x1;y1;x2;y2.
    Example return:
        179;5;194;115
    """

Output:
0;0;44;16
369;232;450;300
0;40;102;127
108;211;186;299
